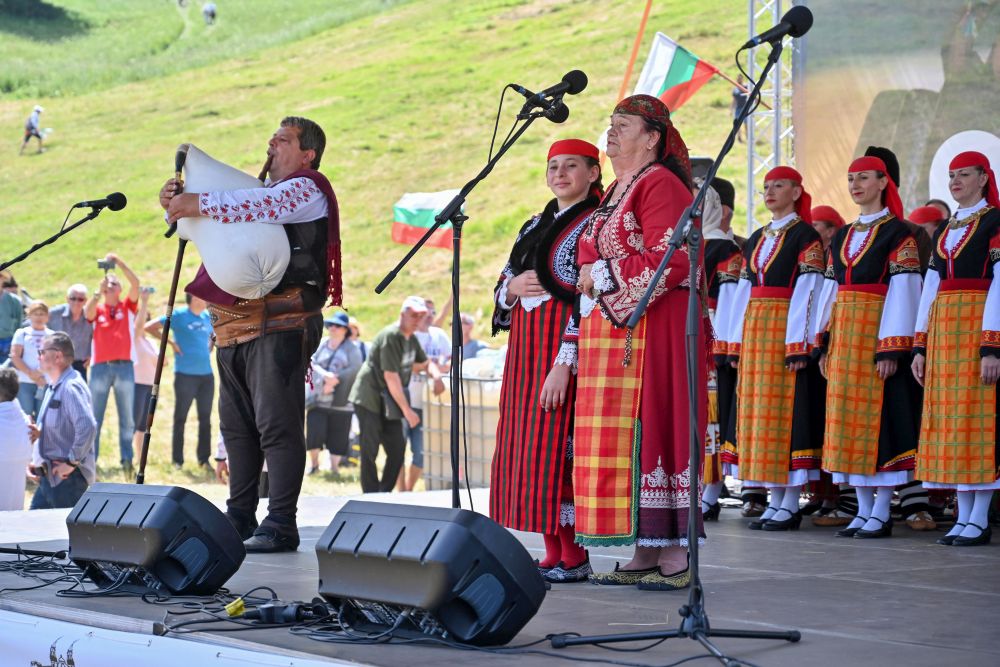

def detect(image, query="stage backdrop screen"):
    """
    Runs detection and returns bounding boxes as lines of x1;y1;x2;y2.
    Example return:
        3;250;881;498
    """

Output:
796;0;1000;215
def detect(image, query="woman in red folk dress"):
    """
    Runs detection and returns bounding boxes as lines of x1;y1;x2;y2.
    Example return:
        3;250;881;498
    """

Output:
913;151;1000;547
574;94;706;592
490;139;602;582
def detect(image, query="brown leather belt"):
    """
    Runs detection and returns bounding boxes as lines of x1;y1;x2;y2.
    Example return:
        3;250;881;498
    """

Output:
208;287;319;348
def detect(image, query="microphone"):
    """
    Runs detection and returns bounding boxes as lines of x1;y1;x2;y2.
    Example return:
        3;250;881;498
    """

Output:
518;70;588;111
544;102;570;123
73;192;127;211
741;6;813;48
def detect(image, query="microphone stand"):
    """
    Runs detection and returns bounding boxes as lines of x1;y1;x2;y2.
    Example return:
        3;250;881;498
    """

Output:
550;41;801;666
0;207;105;272
377;105;553;509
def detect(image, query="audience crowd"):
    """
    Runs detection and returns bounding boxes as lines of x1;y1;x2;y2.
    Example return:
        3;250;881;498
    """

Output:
0;263;492;510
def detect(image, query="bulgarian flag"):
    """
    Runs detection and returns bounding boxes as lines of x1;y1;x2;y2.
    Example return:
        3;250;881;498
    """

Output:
634;32;719;112
391;189;460;250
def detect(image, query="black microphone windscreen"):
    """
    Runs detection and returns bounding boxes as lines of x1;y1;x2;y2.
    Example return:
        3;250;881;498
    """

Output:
107;192;127;211
547;103;570;123
783;6;813;38
563;70;588;95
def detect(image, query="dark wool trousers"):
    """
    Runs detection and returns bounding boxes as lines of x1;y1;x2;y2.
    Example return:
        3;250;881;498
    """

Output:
217;324;320;533
355;404;406;493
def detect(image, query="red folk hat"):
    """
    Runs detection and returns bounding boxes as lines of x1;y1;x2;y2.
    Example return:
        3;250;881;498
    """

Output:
763;166;812;222
810;205;846;228
949;151;1000;208
909;205;946;225
613;94;692;185
848;156;904;220
548;138;600;161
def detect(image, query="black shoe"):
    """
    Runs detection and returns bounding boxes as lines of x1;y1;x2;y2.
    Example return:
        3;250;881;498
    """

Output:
762;509;802;531
836;519;866;538
244;527;300;553
936;523;965;546
748;506;779;530
702;502;721;521
953;523;992;547
855;517;893;539
225;511;259;540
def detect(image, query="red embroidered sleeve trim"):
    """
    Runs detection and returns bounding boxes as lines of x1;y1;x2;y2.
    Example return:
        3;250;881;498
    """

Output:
983;330;1000;346
785;341;810;357
877;335;914;353
889;236;922;274
914;331;928;347
199;178;320;224
727;342;741;357
798;240;826;274
712;339;728;356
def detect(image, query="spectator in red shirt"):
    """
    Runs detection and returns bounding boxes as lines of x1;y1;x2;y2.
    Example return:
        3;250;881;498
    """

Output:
84;253;140;472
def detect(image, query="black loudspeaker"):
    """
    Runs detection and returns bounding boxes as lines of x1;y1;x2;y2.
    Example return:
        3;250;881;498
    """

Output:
66;483;245;595
316;501;546;646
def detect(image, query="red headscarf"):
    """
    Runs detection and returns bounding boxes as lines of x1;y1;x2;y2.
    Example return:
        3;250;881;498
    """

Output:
763;166;812;223
613;94;691;185
848;156;904;220
811;205;846;228
909;205;947;225
949;151;1000;208
548;138;599;161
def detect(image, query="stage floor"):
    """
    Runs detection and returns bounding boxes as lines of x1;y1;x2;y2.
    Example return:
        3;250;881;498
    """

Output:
1;489;998;667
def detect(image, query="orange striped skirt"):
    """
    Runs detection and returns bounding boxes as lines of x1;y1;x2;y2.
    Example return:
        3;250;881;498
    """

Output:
823;289;885;474
736;296;796;483
916;289;998;485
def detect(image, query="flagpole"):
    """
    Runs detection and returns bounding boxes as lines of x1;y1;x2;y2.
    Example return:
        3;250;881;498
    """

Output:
602;0;653;166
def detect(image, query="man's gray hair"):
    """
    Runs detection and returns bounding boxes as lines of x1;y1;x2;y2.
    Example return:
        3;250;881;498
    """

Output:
281;116;326;169
67;283;88;297
45;331;74;361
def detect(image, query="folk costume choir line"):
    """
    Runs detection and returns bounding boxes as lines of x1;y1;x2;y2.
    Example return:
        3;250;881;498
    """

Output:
488;94;1000;591
152;99;995;577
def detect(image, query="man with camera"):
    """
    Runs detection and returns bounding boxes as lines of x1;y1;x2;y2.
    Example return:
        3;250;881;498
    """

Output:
85;252;140;472
27;332;97;509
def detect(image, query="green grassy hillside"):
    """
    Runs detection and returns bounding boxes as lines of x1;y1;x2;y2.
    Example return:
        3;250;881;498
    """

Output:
2;0;751;491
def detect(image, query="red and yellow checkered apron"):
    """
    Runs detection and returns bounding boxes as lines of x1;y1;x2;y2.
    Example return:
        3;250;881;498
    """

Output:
573;312;646;545
916;284;998;485
823;287;886;474
736;293;795;483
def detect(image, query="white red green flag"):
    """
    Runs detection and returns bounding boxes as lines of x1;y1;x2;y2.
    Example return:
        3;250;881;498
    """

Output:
391;189;460;249
634;32;719;112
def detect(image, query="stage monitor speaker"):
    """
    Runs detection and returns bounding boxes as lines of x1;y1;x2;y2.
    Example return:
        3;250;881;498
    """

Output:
66;483;245;595
316;501;545;646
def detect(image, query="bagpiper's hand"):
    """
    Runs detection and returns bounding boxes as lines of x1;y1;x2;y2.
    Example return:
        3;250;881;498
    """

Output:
166;193;200;224
159;178;181;211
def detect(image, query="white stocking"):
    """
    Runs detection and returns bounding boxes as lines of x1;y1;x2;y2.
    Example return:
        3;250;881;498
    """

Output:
850;486;875;531
947;491;974;538
761;487;786;521
861;486;894;531
959;490;995;538
701;481;724;512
